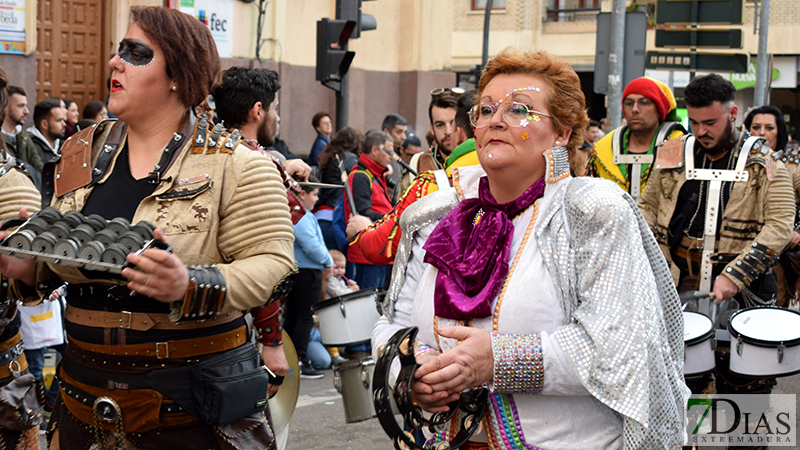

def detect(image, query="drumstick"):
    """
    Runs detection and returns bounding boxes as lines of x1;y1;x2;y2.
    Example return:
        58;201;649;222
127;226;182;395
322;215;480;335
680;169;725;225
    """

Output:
340;170;358;218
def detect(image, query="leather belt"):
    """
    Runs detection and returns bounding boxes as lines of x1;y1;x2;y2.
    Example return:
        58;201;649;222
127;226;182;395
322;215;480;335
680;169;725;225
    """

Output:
0;333;26;379
59;378;185;416
65;304;243;331
69;325;248;359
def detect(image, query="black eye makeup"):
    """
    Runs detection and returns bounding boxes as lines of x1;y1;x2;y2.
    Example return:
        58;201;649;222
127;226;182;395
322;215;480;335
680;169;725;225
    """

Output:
117;39;155;67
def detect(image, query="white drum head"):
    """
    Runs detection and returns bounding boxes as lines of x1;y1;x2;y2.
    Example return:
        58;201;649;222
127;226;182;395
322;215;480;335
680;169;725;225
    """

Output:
683;311;713;342
730;307;800;343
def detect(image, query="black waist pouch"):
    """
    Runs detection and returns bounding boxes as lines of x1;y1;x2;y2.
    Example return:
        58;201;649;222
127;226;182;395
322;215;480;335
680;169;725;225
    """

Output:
149;342;269;426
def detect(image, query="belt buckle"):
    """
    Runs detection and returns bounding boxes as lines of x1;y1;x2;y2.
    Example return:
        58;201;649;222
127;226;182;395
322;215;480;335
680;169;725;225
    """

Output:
119;311;132;329
156;342;169;359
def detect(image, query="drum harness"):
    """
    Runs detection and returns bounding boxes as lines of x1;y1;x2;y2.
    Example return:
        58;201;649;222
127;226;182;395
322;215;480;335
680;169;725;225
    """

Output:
612;122;684;202
682;135;776;310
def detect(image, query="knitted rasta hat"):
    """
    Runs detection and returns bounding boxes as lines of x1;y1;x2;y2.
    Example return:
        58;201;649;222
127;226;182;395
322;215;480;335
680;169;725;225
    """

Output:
622;76;680;123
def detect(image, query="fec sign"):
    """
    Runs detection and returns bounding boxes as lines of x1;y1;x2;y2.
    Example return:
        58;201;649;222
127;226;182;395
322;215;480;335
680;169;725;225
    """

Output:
180;0;233;58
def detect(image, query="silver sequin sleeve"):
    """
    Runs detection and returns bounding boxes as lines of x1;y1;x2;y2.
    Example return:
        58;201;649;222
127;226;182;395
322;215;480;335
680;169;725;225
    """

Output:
539;177;690;450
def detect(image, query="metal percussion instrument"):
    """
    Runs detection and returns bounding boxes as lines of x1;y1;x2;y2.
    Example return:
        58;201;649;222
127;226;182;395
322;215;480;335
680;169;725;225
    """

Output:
0;206;165;275
373;327;487;450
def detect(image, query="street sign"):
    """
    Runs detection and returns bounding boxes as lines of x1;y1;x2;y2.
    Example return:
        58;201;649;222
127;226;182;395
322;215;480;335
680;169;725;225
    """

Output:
645;51;749;73
655;29;743;49
656;0;744;25
593;12;647;95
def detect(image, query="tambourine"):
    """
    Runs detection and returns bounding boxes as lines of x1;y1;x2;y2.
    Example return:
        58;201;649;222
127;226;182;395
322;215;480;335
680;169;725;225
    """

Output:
373;327;487;450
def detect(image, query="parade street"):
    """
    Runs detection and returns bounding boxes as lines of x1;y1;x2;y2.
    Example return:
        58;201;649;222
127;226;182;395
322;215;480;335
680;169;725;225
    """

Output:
283;367;800;450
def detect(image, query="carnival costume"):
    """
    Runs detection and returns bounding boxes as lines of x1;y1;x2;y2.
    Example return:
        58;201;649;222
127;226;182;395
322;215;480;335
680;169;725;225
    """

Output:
0;157;43;450
352;138;479;265
12;117;296;449
768;147;800;307
587;77;684;201
373;147;689;450
639;129;794;399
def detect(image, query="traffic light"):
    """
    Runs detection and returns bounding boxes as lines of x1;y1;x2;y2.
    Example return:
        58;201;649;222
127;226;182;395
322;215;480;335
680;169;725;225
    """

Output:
337;0;377;39
315;18;356;91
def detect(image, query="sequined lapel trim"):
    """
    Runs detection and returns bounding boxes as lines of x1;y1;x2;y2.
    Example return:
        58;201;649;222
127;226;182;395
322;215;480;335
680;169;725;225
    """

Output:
452;166;465;200
545;147;570;184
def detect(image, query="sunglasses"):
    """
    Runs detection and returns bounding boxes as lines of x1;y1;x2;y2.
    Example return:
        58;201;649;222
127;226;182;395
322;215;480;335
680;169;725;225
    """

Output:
117;39;155;67
431;87;465;99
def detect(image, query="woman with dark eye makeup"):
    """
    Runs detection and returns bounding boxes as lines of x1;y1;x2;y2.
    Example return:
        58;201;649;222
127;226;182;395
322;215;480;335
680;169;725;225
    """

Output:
0;6;294;449
744;106;800;308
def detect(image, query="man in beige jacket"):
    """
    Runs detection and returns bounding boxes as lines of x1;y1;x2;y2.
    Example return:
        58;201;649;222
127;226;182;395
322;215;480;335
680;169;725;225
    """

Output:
639;74;794;409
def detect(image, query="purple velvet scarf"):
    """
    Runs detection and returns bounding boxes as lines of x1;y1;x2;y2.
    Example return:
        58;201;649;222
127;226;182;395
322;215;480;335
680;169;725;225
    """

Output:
423;176;546;320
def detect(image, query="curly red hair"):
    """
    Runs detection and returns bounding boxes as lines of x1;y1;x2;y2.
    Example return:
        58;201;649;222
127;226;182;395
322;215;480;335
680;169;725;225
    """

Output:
478;48;589;155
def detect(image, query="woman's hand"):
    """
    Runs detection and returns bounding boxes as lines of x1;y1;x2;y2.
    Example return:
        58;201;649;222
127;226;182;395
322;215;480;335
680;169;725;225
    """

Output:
411;353;460;413
414;326;493;396
122;229;189;303
0;208;36;286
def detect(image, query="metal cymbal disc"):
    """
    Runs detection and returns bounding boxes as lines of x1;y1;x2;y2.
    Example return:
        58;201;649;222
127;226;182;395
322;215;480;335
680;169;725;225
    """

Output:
54;238;80;258
268;330;300;435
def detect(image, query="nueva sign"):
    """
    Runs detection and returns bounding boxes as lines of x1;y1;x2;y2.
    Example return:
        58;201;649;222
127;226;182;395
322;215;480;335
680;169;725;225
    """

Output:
729;62;780;90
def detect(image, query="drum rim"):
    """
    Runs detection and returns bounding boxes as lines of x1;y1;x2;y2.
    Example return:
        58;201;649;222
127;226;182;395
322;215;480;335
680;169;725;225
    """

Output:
320;337;372;348
728;306;800;347
312;287;384;312
333;356;375;371
728;365;800;379
683;311;714;345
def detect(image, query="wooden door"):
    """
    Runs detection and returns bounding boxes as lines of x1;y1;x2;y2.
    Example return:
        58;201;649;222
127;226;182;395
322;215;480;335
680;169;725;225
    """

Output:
36;0;110;113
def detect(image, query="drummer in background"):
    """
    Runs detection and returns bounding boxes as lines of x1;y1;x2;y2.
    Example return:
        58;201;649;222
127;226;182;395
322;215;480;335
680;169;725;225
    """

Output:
639;74;794;412
285;176;333;379
744;106;800;308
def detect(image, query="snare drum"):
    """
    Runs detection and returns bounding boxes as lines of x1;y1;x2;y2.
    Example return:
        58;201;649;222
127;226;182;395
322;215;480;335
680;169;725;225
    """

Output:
728;307;800;378
683;311;716;375
333;357;376;423
312;288;384;346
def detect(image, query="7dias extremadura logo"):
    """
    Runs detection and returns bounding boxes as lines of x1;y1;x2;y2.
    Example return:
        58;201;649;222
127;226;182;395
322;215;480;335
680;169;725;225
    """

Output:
687;394;796;446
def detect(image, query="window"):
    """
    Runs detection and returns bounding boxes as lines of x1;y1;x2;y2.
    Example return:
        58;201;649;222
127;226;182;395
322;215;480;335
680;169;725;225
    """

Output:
546;0;600;22
472;0;507;10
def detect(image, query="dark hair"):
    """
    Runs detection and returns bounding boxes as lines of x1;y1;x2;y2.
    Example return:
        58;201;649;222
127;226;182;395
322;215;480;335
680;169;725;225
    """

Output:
301;175;320;194
34;101;61;128
7;86;24;98
210;67;280;130
83;101;106;121
588;120;600;129
0;67;8;150
455;90;476;139
77;119;96;129
744;105;788;152
362;130;392;155
44;96;63;107
63;99;76;109
317;126;364;168
683;73;736;108
402;132;421;149
130;6;220;108
312;111;331;130
381;114;407;132
428;93;458;125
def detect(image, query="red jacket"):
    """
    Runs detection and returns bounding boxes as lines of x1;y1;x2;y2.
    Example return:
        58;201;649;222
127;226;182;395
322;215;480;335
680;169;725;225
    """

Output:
344;153;393;264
